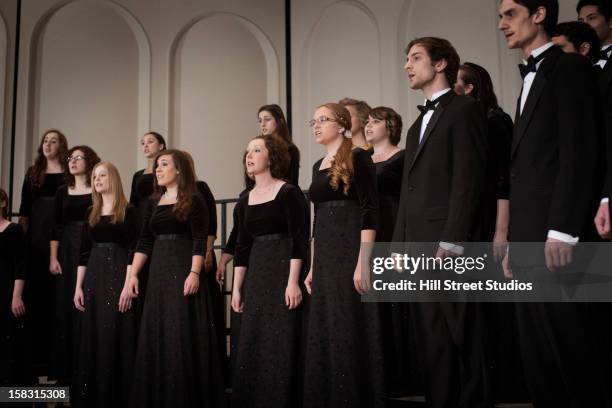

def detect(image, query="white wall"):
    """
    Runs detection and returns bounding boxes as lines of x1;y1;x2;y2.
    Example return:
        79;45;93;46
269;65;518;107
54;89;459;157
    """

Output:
1;0;582;208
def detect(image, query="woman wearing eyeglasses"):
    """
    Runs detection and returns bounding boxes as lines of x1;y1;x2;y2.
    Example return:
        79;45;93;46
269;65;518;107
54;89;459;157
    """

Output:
18;129;68;377
49;145;100;387
302;103;384;408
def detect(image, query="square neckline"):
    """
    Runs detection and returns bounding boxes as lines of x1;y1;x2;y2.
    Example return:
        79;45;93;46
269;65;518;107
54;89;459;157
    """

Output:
247;182;288;206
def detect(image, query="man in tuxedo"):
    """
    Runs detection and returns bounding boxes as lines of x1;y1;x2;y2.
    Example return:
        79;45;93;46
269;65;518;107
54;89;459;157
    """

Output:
552;21;601;62
577;0;612;239
499;0;609;406
392;37;488;408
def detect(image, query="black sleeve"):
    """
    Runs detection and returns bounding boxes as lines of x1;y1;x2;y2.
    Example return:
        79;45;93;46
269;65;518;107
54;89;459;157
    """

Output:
135;199;156;256
78;215;92;267
124;205;139;264
288;143;301;186
310;162;318;238
129;170;141;207
224;210;239;255
51;186;66;242
197;181;217;237
19;171;33;217
190;194;209;256
352;149;379;231
488;112;512;200
10;224;27;281
234;198;252;267
283;185;308;260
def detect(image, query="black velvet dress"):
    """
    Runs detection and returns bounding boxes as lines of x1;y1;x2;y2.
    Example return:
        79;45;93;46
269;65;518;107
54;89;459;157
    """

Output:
129;170;155;313
287;143;301;186
0;223;28;386
19;171;64;374
131;195;225;408
50;186;92;385
73;206;139;408
231;183;308;408
303;148;385;408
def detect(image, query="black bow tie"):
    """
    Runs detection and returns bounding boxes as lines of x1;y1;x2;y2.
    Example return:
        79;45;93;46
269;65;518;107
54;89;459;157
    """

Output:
518;53;545;79
417;98;438;114
598;47;611;62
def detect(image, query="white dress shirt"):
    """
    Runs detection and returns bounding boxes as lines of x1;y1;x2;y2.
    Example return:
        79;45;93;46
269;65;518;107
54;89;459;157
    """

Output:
419;88;452;142
520;42;578;244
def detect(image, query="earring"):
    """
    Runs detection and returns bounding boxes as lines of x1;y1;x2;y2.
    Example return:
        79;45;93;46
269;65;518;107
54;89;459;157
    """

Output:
177;171;180;174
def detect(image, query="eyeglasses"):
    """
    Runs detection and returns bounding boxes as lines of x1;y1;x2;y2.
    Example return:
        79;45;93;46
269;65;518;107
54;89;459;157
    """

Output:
67;155;86;162
308;116;337;127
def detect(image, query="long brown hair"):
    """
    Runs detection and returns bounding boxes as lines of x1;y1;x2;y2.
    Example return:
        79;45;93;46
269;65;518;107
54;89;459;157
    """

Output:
319;103;354;195
258;104;292;143
88;162;129;226
152;149;196;221
64;145;101;188
28;129;68;187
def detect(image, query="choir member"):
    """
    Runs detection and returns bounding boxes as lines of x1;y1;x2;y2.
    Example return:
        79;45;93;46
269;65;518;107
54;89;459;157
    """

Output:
552;21;601;61
127;149;225;408
258;104;301;185
579;0;612;239
499;0;609;406
72;162;138;408
0;188;28;385
393;37;488;407
339;97;372;150
18;129;67;377
455;61;529;403
230;135;308;407
49;145;100;386
303;103;384;407
364;106;411;396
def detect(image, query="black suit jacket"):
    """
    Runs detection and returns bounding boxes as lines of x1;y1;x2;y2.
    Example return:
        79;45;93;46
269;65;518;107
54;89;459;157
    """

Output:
510;46;604;242
392;91;487;244
599;59;612;199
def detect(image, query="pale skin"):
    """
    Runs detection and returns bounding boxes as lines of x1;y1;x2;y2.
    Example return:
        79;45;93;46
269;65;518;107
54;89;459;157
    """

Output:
364;114;402;163
126;154;202;298
455;70;510;262
0;200;26;318
498;0;574;273
231;138;303;313
73;165;133;313
19;132;63;233
49;149;92;275
141;133;165;173
304;107;376;295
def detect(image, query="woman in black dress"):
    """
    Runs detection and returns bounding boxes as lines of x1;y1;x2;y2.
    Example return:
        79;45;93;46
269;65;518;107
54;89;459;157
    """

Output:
0;188;27;385
18;129;67;376
258;104;300;185
72;162;138;408
365;106;414;397
303;103;384;407
49;145;100;386
455;62;527;403
230;135;308;408
126;149;225;408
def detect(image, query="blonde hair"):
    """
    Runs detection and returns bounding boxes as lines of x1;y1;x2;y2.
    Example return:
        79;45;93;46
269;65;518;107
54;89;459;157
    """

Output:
88;162;129;226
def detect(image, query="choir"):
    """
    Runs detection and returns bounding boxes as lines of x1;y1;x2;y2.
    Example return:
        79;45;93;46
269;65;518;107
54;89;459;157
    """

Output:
1;0;612;407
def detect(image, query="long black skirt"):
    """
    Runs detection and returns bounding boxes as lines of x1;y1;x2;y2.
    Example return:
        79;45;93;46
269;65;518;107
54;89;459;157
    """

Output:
303;205;385;408
131;238;225;408
231;237;303;408
50;222;84;385
73;245;137;408
205;251;228;380
24;196;55;375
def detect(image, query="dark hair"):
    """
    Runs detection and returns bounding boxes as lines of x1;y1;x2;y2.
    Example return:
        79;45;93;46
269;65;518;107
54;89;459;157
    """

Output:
338;97;372;129
152;149;196;222
553;21;601;62
0;188;7;218
258;104;292;143
458;62;502;113
64;145;101;188
405;37;460;87
577;0;612;21
512;0;559;36
28;129;68;187
144;131;167;149
369;107;403;146
244;135;290;181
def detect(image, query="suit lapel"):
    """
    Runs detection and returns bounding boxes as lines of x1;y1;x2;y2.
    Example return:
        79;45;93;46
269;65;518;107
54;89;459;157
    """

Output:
599;61;612;95
408;91;454;173
511;46;561;158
